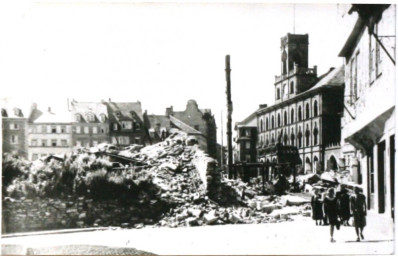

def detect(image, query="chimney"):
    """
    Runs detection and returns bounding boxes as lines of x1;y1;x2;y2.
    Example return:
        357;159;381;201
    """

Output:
48;107;51;113
259;104;268;109
108;98;111;102
166;106;173;116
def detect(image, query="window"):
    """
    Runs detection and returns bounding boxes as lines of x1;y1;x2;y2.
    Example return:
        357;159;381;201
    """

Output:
51;126;57;134
76;126;81;134
118;136;130;145
101;127;106;134
75;114;81;122
291;132;295;146
245;129;251;136
245;154;251;162
313;101;318;117
84;127;89;134
277;113;281;127
122;121;132;130
93;127;98;134
61;140;68;147
265;135;269;145
245;141;251;150
283;133;288;145
271;116;275;129
298;129;303;148
313;126;319;145
276;88;281;100
47;125;51;133
100;114;106;122
260;120;264;132
265;117;269;130
351;52;359;103
51;139;57;147
86;113;95;122
9;123;19;130
305;103;310;119
41;139;47;146
298;106;302;121
284;111;287;126
61;126;66;133
113;123;118;131
135;137;141;144
135;122;141;130
271;134;275;144
291;109;295;123
10;135;18;144
37;125;42;133
290;81;294;94
305;126;310;146
31;139;38;146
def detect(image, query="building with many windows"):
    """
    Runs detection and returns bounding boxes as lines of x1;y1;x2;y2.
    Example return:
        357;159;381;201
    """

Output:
234;108;259;163
339;4;395;219
70;101;110;148
256;33;344;173
1;107;28;158
27;106;73;160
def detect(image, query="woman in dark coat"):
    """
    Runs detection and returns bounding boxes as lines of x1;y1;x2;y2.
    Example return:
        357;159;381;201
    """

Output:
323;188;340;242
311;189;324;225
338;186;351;226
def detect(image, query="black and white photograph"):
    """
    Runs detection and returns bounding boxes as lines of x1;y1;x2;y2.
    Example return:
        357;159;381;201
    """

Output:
0;1;396;255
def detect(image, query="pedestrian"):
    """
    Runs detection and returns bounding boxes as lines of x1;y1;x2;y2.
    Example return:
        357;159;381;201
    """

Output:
311;188;323;225
323;187;340;242
338;185;351;226
321;188;329;225
350;186;367;242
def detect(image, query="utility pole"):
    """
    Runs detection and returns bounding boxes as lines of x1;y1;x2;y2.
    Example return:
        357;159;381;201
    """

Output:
220;111;224;170
225;55;234;179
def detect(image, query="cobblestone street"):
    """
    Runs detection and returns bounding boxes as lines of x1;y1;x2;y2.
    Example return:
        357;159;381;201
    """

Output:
2;212;394;255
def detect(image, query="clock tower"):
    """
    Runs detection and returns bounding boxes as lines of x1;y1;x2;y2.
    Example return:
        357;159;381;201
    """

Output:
275;33;318;103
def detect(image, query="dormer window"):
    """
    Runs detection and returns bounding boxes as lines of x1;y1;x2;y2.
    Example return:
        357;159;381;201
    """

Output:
1;109;7;117
86;113;95;122
75;114;81;122
99;114;106;122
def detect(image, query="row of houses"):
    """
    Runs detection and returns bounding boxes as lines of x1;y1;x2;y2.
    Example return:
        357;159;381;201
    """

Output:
235;4;395;219
2;99;217;160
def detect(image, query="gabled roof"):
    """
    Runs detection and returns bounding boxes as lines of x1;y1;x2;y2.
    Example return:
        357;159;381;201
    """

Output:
70;101;108;123
1;107;25;119
338;17;366;58
235;110;258;129
169;115;202;135
106;102;143;123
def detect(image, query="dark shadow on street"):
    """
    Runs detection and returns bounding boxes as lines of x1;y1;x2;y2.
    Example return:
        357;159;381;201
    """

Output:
345;239;394;243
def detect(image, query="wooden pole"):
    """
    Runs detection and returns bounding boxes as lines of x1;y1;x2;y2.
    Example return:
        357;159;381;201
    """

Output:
225;55;234;179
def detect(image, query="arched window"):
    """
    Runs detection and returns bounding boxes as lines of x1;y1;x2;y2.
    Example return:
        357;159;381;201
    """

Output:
265;117;269;130
277;113;281;127
284;111;287;126
306;103;310;119
305;157;312;173
305;125;310;146
314;100;318;117
291;132;295;146
271;116;275;129
298;106;302;121
266;135;269;146
291;109;294;123
313;156;319;172
271;134;275;144
260;119;264;132
298;129;303;148
283;132;288;145
313;125;319;145
290;81;294;94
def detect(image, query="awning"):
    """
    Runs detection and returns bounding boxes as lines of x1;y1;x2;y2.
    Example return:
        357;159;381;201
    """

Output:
344;107;395;151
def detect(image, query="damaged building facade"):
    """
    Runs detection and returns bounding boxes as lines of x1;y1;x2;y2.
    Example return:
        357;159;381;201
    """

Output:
144;99;217;158
339;4;396;219
256;33;344;173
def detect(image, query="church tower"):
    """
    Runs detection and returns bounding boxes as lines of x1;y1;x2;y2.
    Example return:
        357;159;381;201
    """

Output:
275;33;318;103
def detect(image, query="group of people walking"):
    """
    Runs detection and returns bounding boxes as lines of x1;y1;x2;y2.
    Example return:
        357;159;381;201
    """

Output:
311;185;367;242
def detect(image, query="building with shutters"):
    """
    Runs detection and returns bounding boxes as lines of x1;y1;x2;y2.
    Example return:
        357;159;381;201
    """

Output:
256;33;345;173
1;107;28;158
27;105;73;160
339;4;395;219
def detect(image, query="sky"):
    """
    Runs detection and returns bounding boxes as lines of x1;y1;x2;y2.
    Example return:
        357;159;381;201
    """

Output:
0;1;358;143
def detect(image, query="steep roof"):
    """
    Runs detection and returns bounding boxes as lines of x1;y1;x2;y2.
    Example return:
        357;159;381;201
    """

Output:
106;102;143;123
235;110;258;129
1;107;25;119
70;101;108;123
169;115;202;135
147;115;171;129
32;109;73;124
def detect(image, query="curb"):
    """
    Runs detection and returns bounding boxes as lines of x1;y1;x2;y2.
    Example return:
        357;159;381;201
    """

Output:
2;227;113;238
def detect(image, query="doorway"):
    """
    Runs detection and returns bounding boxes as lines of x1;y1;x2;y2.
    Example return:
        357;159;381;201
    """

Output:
377;140;386;214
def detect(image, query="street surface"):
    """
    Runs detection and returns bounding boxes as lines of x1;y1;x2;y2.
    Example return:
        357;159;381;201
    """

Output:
2;212;394;255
